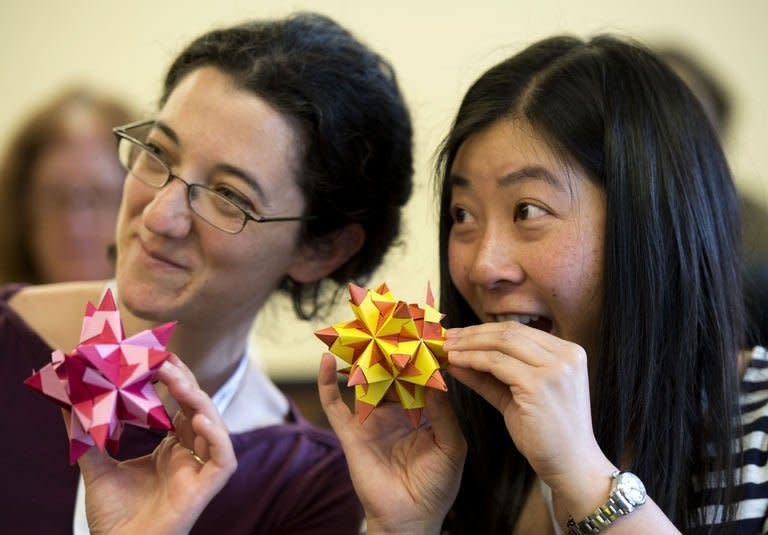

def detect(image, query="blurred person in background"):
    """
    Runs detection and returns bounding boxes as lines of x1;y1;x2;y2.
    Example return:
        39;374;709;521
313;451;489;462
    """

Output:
0;87;134;284
658;46;768;345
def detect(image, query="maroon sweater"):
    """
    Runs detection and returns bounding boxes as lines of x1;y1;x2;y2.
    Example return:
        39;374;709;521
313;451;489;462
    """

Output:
0;285;363;534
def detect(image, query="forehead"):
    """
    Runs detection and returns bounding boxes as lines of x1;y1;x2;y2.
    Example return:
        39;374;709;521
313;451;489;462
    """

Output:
158;67;302;182
451;119;571;181
160;67;297;144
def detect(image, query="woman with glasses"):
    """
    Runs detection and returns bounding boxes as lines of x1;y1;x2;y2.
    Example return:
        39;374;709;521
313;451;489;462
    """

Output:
1;12;412;534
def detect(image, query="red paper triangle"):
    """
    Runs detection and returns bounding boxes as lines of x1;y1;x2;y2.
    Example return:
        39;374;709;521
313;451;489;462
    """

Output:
147;405;172;429
425;370;448;391
23;372;43;392
314;326;339;348
426;282;435;307
392;354;410;370
356;399;375;423
70;439;92;465
347;366;367;386
422;322;442;340
393;301;410;319
146;348;170;370
398;363;422;377
90;423;110;449
98;289;118;311
404;408;422;429
151;321;177;346
349;283;368;306
373;299;395;318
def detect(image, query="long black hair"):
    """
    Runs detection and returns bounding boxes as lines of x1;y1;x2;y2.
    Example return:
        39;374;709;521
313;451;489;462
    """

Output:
436;35;745;533
162;13;413;319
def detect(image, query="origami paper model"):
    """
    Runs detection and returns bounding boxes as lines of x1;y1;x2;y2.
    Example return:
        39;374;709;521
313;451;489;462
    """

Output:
315;282;448;428
24;289;176;463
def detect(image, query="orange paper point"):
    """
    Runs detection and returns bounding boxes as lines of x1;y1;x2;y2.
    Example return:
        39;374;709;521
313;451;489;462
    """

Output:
315;282;448;428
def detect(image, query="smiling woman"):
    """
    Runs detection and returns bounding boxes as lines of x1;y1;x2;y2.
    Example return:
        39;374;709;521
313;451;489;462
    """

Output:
317;34;766;535
447;119;605;358
0;12;412;535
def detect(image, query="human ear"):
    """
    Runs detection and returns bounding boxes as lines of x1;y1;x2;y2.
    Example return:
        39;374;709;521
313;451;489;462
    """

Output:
287;223;365;284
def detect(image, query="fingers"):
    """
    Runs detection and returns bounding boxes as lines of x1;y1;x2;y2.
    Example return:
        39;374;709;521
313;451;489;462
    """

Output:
445;322;559;367
190;412;236;497
448;345;533;392
156;356;224;462
317;353;353;436
447;365;512;415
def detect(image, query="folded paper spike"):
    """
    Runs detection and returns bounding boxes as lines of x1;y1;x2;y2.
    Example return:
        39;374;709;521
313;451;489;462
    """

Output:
315;282;448;428
24;289;176;464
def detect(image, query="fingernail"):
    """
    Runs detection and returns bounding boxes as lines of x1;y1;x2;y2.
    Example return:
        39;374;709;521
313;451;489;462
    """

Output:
445;328;461;338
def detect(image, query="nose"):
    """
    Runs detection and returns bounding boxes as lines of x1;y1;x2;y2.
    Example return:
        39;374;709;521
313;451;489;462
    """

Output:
467;224;525;289
141;176;193;239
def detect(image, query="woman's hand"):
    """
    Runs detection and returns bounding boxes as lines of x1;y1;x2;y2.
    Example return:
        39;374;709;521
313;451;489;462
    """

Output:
318;353;466;535
75;355;237;535
444;322;614;497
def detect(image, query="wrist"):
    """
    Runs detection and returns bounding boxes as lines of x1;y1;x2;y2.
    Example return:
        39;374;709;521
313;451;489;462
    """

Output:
550;458;617;524
365;516;443;535
557;470;648;534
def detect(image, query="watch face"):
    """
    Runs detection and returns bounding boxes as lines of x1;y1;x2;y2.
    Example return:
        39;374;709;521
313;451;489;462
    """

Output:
616;472;647;505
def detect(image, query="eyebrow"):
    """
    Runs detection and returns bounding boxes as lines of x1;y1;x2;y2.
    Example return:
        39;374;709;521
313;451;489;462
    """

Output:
448;165;565;191
153;120;270;205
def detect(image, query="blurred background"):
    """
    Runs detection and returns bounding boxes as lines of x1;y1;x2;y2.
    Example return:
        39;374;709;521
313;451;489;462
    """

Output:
2;0;766;422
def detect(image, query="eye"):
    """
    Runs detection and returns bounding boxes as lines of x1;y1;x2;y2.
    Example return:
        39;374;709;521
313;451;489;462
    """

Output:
450;205;475;225
213;184;255;213
143;140;172;162
514;202;548;221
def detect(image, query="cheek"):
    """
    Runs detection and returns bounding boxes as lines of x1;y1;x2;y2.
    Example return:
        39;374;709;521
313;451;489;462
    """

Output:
447;239;471;296
549;236;604;322
116;180;150;230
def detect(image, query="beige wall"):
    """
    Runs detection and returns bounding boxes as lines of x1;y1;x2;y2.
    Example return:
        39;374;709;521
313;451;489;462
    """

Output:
2;0;766;379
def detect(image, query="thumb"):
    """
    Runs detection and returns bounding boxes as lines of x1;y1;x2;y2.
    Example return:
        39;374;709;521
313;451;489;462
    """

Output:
424;386;466;463
317;352;354;436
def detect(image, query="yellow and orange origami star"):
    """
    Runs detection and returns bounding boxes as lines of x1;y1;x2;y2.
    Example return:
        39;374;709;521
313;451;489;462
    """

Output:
315;283;448;428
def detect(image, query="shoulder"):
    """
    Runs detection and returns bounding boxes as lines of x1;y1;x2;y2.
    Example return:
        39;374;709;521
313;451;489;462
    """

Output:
731;347;768;532
8;281;106;350
739;346;768;460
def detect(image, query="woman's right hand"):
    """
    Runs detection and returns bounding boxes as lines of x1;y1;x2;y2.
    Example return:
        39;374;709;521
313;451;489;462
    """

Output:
318;353;467;535
76;355;237;535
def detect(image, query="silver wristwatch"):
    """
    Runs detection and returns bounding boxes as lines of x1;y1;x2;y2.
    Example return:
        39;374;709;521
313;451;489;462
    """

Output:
566;470;646;534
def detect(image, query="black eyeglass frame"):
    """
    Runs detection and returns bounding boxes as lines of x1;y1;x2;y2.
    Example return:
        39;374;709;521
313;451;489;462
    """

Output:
112;119;316;234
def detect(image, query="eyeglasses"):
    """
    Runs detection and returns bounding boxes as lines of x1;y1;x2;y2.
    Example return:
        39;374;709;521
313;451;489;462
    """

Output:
112;119;314;234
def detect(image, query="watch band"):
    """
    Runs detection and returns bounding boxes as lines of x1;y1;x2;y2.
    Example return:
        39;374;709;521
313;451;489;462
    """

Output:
565;470;643;535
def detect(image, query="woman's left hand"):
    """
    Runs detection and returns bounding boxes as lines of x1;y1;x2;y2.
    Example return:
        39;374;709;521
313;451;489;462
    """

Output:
444;321;613;494
76;355;237;535
319;352;466;534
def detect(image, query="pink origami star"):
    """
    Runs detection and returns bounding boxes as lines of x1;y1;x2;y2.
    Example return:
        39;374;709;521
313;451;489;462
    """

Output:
24;289;176;463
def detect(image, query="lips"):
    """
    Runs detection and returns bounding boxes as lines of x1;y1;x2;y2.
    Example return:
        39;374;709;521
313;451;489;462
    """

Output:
137;238;187;270
491;313;553;332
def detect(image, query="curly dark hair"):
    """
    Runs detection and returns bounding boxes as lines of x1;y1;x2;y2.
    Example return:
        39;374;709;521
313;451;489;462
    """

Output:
162;13;413;319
